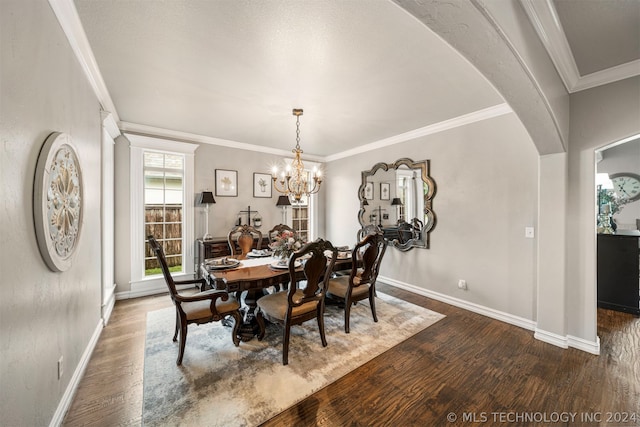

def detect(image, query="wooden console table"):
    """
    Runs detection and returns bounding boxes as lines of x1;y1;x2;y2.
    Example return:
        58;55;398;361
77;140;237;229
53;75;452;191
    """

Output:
597;230;640;315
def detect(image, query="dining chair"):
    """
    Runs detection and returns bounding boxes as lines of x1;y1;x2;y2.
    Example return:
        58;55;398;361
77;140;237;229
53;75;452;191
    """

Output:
255;238;338;365
227;224;262;258
268;224;297;243
147;235;241;365
397;220;413;244
326;232;387;333
357;223;382;241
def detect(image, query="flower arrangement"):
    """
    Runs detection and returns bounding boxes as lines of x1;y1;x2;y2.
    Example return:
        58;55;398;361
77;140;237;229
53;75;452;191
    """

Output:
598;188;630;216
269;230;304;259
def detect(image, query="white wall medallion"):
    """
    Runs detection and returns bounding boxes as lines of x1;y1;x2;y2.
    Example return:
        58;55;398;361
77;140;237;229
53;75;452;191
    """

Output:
34;132;83;272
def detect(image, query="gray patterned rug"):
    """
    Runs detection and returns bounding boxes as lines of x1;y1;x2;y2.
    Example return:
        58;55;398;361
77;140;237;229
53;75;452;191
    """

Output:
142;292;444;426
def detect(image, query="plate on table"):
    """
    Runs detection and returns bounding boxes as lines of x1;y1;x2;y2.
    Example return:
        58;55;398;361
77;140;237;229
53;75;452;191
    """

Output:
270;259;303;269
246;249;272;258
326;249;351;259
205;258;240;270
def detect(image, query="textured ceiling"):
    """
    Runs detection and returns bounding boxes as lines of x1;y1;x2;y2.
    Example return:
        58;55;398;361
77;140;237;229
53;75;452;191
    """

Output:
74;0;503;157
553;0;640;76
73;0;638;157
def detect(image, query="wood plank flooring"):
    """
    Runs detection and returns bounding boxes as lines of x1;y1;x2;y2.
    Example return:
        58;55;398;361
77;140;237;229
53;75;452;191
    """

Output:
62;284;639;426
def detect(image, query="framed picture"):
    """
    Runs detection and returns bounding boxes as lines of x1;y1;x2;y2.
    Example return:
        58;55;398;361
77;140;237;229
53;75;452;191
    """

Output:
215;169;238;197
364;182;374;200
380;182;390;200
253;172;272;198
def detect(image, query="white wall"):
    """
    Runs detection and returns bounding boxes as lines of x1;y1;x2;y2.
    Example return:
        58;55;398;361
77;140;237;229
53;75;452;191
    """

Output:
566;76;640;341
0;1;103;425
326;113;539;320
194;144;311;238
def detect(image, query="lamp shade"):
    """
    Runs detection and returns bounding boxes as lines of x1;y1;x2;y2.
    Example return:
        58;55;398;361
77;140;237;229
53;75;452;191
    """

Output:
391;197;403;206
363;199;369;206
198;191;216;204
276;195;291;206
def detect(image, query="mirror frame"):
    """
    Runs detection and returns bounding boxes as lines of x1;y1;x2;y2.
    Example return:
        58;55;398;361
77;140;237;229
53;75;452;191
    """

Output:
358;157;436;251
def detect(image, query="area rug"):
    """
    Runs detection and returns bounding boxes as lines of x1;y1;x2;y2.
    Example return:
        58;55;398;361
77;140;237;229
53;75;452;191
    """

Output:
142;292;444;426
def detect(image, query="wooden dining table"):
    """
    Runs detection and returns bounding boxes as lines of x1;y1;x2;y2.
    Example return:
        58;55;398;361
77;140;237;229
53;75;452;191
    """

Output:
202;253;353;341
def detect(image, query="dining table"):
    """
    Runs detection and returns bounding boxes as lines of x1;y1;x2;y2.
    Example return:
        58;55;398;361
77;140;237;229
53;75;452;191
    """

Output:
201;249;354;341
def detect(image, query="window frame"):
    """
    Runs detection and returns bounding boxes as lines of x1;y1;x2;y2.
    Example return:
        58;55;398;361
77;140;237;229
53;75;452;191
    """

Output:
128;134;197;287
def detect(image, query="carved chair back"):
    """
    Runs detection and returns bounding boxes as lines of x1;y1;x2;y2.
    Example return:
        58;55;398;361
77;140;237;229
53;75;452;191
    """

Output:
227;224;262;257
268;224;297;243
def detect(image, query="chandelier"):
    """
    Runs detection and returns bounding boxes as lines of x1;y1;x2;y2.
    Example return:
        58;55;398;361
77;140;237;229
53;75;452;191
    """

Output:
271;108;323;202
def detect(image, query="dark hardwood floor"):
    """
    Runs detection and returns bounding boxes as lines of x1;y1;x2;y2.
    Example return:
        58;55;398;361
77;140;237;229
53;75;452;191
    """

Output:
62;284;639;426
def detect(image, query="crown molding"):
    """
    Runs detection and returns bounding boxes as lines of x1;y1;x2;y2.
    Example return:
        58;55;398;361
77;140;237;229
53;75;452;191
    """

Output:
573;59;640;92
120;122;325;162
122;104;510;163
521;0;640;93
325;103;512;162
48;0;120;121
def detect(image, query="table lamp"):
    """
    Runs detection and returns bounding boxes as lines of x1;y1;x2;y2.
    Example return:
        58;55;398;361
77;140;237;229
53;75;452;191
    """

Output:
198;191;216;240
391;197;403;222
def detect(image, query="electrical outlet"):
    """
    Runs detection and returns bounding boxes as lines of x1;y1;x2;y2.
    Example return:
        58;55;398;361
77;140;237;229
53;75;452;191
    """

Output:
525;227;535;238
458;279;467;290
58;356;63;380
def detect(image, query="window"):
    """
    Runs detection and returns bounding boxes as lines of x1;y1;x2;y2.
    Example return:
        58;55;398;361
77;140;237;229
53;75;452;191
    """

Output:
291;201;309;241
128;134;196;287
144;152;184;276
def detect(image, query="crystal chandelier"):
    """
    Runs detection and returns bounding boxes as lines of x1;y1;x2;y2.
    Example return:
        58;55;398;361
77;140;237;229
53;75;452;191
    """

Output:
271;109;323;202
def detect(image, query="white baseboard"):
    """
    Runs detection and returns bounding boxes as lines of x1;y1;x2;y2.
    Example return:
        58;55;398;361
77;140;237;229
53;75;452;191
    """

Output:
379;275;601;355
534;328;568;348
101;284;116;325
49;320;103;427
568;334;601;355
379;275;536;331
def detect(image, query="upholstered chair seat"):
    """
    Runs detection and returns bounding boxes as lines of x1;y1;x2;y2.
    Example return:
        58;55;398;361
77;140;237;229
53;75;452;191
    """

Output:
257;290;318;320
327;275;370;299
182;290;241;321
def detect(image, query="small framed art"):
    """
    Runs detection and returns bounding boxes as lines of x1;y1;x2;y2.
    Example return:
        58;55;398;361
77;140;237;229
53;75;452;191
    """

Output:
253;172;272;198
364;182;374;200
380;182;390;200
215;169;238;197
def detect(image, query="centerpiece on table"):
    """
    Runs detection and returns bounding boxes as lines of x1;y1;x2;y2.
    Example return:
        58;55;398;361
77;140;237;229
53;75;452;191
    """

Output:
269;230;305;262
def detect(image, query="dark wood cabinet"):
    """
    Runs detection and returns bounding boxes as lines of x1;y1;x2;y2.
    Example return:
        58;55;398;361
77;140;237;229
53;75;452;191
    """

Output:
195;236;269;278
597;231;640;315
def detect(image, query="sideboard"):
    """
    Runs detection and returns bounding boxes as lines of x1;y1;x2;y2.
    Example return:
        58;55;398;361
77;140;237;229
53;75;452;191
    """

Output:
195;236;270;278
597;231;640;315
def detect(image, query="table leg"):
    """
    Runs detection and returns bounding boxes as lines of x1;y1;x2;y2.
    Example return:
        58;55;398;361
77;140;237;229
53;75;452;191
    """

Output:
236;289;267;341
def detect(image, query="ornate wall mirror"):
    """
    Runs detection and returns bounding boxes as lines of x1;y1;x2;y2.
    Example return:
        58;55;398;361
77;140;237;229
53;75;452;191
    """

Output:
358;158;436;250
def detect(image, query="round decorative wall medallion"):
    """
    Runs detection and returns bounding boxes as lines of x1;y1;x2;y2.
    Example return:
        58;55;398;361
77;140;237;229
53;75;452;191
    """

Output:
34;132;83;272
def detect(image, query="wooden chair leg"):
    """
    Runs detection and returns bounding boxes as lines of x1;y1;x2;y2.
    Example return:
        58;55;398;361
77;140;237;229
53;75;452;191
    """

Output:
177;321;188;366
230;311;241;347
282;324;291;365
344;297;352;334
317;303;327;347
173;310;179;342
256;309;266;341
370;287;378;323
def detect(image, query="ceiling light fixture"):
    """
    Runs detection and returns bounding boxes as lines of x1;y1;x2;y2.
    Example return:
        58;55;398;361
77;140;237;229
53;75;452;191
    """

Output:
271;109;322;202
